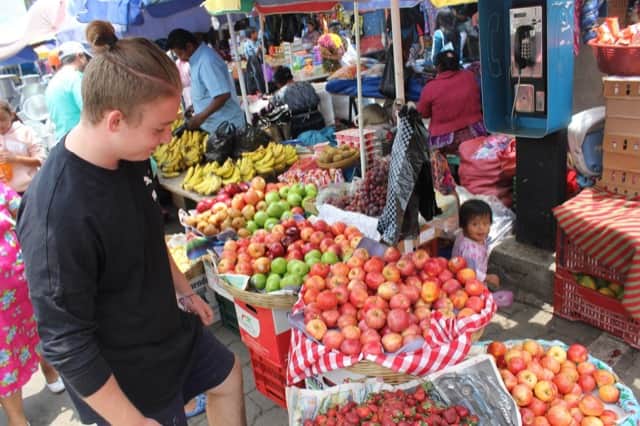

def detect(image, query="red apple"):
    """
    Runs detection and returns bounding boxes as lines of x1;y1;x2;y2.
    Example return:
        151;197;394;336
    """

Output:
382;264;401;283
396;258;416;277
306;318;327;340
347;267;366;282
387;309;410;333
364;308;387;330
592;369;616;388
487;341;508;359
360;329;381;345
339;302;357;317
528;397;548;417
511;384;534;406
337;314;357;329
501;369;518;391
450;289;469;310
310;262;330;278
533;380;556;402
320;309;340;328
247;242;266;258
383;247;401;263
235;261;253;275
420;280;440;303
377;281;399;301
362;295;388;313
520;408;535;426
438;269;454;283
553;372;576;395
576;362;596;376
448;256;467;273
442;278;462;295
362;341;383;356
546;405;572;426
423;260;443;278
381;332;403;352
517;370;538;388
316;290;338;311
305;275;325;292
456;268;477;284
326;275;349;289
331;286;349;304
364;272;385;291
303;288;319;305
598;384;620;404
348;287;368;309
404;275;422;289
541;356;561;375
389;293;411;310
331;262;350;278
340;338;362;356
347;279;367;293
465;295;484;313
400;284;420;304
566;344;588;364
363;256;384;273
508;357;527;375
342;325;361;340
322;329;344;351
464;279;485;296
578;395;604;417
411;249;430;269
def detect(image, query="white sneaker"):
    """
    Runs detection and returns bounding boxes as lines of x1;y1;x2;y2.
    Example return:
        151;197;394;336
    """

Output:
46;377;65;394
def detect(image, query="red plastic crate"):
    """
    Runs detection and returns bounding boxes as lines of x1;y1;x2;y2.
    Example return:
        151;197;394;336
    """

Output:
554;269;640;349
233;299;291;366
248;347;288;408
555;229;626;284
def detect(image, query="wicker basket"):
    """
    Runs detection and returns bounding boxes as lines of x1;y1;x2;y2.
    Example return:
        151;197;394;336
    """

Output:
588;39;640;76
316;153;359;170
218;276;297;310
345;326;486;384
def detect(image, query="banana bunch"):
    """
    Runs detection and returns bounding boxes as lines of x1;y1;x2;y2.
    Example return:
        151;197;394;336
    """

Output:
153;119;207;178
182;162;223;195
241;142;298;175
237;157;256;181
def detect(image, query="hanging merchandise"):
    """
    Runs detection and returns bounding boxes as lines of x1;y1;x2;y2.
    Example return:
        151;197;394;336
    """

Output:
377;106;440;245
245;54;265;94
379;46;413;99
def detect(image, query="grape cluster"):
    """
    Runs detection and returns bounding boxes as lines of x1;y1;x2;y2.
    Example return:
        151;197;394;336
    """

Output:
328;160;390;217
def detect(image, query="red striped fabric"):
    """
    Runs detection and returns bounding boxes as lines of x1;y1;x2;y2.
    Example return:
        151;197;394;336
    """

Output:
553;188;640;318
286;292;496;385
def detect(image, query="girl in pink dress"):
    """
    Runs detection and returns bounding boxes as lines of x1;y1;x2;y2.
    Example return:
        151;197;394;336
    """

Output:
0;183;40;425
452;199;500;288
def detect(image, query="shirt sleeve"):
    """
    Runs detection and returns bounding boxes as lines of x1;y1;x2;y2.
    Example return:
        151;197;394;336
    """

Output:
18;207;112;398
416;84;432;118
199;54;232;99
431;30;443;64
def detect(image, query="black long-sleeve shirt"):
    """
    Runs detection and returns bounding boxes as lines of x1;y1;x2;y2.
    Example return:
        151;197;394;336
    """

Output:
17;142;198;419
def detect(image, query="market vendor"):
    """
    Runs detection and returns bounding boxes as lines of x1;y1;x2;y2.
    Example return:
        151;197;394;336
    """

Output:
302;19;321;49
271;66;325;138
168;29;246;134
416;49;486;155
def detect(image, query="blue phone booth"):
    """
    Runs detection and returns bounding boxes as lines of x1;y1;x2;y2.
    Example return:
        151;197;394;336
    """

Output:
479;0;574;138
478;0;575;251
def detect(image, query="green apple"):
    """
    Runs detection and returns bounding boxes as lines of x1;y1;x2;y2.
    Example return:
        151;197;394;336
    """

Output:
278;186;290;198
321;251;339;265
281;273;302;289
250;273;267;290
305;183;318;197
246;220;258;233
264;217;279;231
278;200;290;211
265;274;281;292
265;191;280;204
292;183;305;197
287;259;309;277
253;211;268;227
270;257;287;275
280;210;293;220
306;249;322;261
287;193;302;207
266;203;284;219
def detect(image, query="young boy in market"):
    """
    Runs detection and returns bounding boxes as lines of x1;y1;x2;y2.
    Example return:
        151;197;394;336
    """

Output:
17;20;246;426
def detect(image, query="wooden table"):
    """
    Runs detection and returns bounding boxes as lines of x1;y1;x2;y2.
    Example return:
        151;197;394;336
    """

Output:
158;172;204;209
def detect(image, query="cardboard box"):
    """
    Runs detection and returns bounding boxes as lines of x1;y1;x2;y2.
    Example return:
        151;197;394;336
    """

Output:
603;76;640;99
600;168;640;189
234;299;292;366
605;98;640;120
602;151;640;172
397;224;441;255
605;117;640;136
603;134;640;159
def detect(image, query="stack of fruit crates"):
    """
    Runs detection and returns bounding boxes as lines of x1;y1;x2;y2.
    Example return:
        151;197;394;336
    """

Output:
596;76;640;198
553;229;640;349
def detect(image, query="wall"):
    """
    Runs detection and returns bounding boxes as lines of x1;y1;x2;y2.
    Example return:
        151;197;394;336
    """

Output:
572;43;605;113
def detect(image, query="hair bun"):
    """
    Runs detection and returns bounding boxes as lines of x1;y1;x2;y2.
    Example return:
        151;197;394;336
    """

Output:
86;20;118;53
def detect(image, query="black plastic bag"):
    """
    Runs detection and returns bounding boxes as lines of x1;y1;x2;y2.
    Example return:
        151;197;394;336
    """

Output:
233;125;270;157
379;46;414;100
204;121;236;163
377;106;439;245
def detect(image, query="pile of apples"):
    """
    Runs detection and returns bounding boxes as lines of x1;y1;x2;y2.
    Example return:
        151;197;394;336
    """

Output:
487;340;622;426
302;247;491;356
217;219;364;293
183;177;317;237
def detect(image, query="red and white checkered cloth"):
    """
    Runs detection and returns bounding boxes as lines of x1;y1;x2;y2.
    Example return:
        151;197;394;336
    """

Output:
286;292;497;385
553;188;640;319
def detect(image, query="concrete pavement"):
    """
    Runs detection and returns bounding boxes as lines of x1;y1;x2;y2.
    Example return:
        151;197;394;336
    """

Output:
4;294;639;426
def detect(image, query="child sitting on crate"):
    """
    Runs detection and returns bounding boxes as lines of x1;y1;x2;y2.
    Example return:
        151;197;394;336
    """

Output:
452;199;500;289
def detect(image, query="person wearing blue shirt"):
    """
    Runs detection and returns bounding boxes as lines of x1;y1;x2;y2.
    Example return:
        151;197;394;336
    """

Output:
45;41;91;142
167;29;245;134
243;28;261;59
430;8;464;66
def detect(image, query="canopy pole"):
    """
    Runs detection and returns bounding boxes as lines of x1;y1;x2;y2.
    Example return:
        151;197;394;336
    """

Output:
390;0;404;104
259;13;269;94
354;0;366;175
225;14;252;124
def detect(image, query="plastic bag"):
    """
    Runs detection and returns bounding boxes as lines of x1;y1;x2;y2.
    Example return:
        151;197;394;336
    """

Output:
379;46;413;99
568;106;605;177
233;124;270;157
204;121;236;163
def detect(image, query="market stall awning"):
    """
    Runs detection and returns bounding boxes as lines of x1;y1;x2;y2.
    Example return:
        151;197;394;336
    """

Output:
341;0;421;11
0;46;38;67
254;0;338;15
429;0;476;7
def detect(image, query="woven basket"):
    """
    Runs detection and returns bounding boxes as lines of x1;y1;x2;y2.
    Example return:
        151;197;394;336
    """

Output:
316;153;359;170
218;276;297;310
345;326;485;384
588;39;640;76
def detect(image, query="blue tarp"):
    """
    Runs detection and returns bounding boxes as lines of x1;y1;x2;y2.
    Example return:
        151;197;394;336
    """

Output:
325;76;424;101
0;46;38;67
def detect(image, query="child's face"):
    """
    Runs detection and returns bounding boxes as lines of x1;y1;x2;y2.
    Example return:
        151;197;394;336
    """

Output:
465;215;491;243
0;109;13;135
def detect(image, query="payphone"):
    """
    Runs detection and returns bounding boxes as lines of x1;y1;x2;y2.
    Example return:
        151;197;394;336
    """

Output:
479;0;574;250
479;0;573;138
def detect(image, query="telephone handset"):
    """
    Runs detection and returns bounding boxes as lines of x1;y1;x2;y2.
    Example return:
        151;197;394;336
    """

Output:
514;25;536;70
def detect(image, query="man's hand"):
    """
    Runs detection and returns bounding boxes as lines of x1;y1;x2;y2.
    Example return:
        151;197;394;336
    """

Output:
186;113;205;130
0;150;15;163
181;294;215;326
